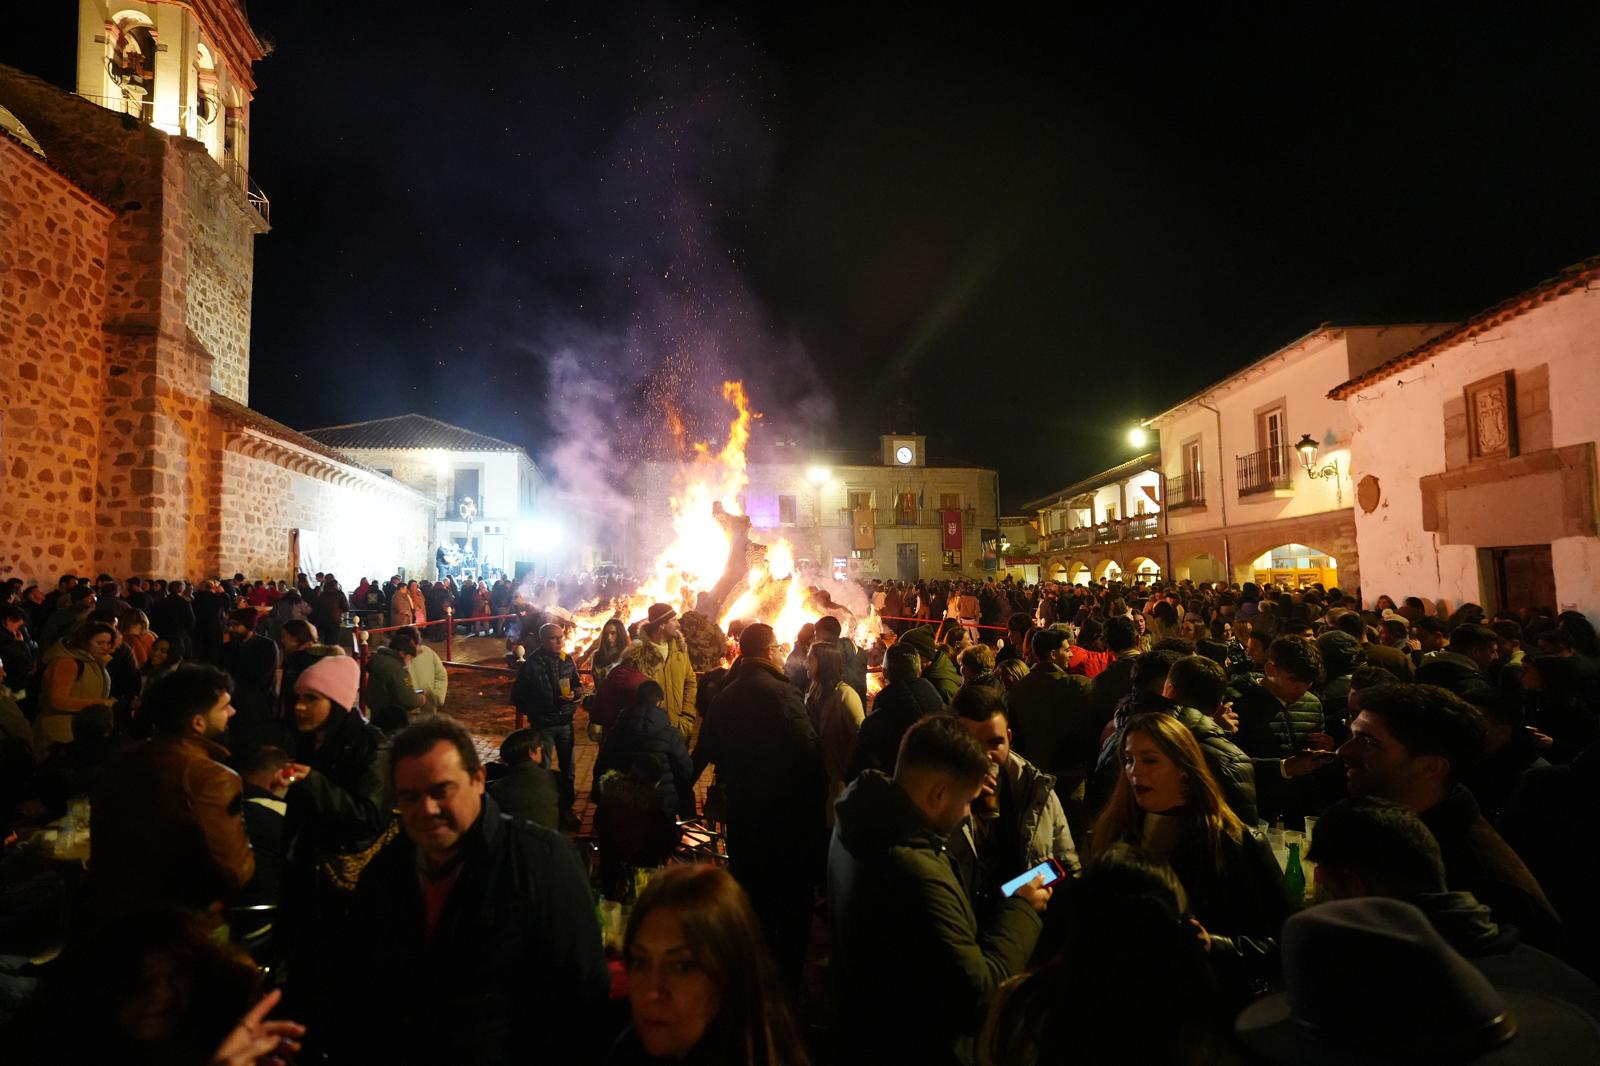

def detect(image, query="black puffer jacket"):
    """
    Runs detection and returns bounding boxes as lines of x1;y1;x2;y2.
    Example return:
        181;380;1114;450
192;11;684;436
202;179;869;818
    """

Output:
846;677;945;783
1090;704;1259;825
593;700;696;816
1229;678;1328;822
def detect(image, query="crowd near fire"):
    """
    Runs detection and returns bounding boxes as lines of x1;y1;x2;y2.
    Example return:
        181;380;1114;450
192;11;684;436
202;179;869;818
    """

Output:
4;2;1600;1065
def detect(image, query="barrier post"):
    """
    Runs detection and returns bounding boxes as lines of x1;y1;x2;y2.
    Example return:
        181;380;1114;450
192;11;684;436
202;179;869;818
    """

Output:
445;606;454;663
355;624;371;712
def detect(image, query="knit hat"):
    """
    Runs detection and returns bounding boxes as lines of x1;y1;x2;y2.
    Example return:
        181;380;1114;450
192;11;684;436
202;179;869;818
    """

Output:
899;626;937;662
294;654;360;712
646;603;677;627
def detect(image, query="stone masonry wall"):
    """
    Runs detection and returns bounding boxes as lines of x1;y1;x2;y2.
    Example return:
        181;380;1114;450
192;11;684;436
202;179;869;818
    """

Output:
180;140;259;404
0;133;113;581
218;445;433;583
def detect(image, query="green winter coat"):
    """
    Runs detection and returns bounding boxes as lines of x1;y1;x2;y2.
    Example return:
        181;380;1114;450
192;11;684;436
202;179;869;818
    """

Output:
828;770;1042;1066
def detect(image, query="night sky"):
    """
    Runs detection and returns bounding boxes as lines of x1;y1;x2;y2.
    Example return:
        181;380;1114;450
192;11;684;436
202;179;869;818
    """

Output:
18;5;1600;510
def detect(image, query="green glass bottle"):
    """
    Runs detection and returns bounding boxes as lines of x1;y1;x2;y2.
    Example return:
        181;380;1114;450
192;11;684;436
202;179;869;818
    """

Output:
1283;841;1306;904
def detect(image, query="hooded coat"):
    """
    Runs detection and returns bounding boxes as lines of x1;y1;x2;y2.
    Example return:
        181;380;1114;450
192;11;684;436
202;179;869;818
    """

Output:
619;636;699;739
828;771;1042;1066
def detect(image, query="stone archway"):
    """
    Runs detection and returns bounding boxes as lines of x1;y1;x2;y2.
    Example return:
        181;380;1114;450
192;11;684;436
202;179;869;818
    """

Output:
1179;552;1227;583
1241;542;1340;591
1093;558;1123;583
1067;561;1091;586
1128;555;1162;583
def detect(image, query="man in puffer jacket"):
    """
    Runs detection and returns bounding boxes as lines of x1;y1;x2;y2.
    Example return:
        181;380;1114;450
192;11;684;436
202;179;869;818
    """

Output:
1231;635;1333;826
1088;653;1258;825
829;715;1048;1066
511;623;581;829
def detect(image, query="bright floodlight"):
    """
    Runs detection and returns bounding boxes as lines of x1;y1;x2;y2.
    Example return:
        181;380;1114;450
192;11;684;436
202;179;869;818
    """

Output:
1127;426;1150;449
517;519;564;552
806;464;832;486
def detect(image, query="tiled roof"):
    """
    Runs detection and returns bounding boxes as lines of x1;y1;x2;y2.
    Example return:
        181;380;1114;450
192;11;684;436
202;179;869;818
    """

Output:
211;395;428;501
1329;255;1600;399
299;414;525;453
1021;451;1162;512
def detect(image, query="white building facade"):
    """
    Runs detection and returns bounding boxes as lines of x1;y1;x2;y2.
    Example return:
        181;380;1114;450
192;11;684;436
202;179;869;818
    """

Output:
1026;454;1165;585
1332;258;1600;619
301;415;574;580
1143;323;1453;592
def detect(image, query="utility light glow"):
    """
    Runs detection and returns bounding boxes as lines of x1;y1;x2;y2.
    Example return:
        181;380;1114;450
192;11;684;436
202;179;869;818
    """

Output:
806;464;832;486
1127;426;1150;449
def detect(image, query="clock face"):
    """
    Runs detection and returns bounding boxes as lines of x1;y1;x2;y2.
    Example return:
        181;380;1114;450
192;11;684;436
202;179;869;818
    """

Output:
895;446;914;465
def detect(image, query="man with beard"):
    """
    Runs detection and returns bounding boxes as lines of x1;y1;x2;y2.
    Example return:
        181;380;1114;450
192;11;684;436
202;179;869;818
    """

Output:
90;665;254;920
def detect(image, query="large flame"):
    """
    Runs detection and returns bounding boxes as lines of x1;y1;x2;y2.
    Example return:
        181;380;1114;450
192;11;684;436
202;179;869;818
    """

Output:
564;380;877;669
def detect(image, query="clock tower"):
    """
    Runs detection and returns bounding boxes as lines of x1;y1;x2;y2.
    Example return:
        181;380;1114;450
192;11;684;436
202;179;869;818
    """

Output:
881;434;926;467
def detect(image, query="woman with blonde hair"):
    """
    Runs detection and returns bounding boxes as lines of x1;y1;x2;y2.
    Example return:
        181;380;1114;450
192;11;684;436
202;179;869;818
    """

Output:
1090;712;1289;1003
611;865;809;1066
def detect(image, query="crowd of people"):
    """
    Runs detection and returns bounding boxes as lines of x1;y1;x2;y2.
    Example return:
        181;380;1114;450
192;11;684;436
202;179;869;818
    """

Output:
1;566;1598;1064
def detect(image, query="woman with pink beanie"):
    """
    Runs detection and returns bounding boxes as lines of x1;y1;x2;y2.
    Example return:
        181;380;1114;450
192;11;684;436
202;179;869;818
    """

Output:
281;652;389;1012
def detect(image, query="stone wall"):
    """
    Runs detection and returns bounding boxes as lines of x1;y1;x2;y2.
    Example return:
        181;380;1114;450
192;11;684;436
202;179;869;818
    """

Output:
0;132;113;579
180;140;260;404
217;439;433;583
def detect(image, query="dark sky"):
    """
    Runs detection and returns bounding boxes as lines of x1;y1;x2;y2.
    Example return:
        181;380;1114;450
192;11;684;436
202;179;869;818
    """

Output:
24;4;1600;510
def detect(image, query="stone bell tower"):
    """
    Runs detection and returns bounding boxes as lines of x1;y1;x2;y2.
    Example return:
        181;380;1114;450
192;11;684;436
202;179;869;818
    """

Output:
0;0;268;578
72;0;268;404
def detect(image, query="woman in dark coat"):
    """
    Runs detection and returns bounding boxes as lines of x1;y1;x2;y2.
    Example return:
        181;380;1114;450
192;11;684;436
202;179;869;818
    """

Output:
1090;711;1291;1005
281;653;388;1027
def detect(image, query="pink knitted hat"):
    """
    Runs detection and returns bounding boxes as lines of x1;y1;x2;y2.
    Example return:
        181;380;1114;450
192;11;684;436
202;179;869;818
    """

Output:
294;654;361;711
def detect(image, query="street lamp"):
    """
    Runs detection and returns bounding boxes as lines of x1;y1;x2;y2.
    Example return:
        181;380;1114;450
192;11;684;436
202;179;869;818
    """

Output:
806;464;832;487
1127;425;1150;449
1295;434;1339;480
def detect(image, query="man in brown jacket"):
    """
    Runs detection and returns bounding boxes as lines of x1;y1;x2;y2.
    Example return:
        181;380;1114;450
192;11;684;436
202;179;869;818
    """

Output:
92;664;255;917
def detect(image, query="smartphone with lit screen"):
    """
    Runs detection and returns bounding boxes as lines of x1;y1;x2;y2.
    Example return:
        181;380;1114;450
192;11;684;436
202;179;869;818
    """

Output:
1000;858;1067;898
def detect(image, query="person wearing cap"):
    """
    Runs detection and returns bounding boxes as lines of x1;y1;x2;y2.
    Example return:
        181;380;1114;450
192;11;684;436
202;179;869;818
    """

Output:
365;631;424;733
1235;897;1600;1063
511;622;583;830
618;603;699;740
693;622;826;986
1339;683;1562;954
280;651;388;1016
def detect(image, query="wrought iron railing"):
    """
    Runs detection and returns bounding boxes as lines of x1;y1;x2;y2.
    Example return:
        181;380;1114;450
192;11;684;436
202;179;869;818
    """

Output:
1165;472;1204;509
1237;446;1294;496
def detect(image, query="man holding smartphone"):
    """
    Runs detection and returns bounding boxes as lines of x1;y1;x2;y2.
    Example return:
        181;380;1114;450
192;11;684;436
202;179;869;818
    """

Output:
829;715;1050;1066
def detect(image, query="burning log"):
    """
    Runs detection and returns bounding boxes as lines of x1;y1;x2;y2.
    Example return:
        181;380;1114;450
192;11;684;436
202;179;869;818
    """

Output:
697;501;754;622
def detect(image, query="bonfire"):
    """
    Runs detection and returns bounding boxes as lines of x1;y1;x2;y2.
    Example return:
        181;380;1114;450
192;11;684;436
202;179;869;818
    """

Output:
562;381;879;661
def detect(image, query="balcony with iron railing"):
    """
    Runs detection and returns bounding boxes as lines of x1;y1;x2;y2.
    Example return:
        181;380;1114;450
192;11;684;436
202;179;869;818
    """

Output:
1236;446;1295;497
1164;472;1205;510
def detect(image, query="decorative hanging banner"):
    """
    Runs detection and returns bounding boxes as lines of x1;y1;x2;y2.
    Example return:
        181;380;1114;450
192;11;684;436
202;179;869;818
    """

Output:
941;509;963;550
